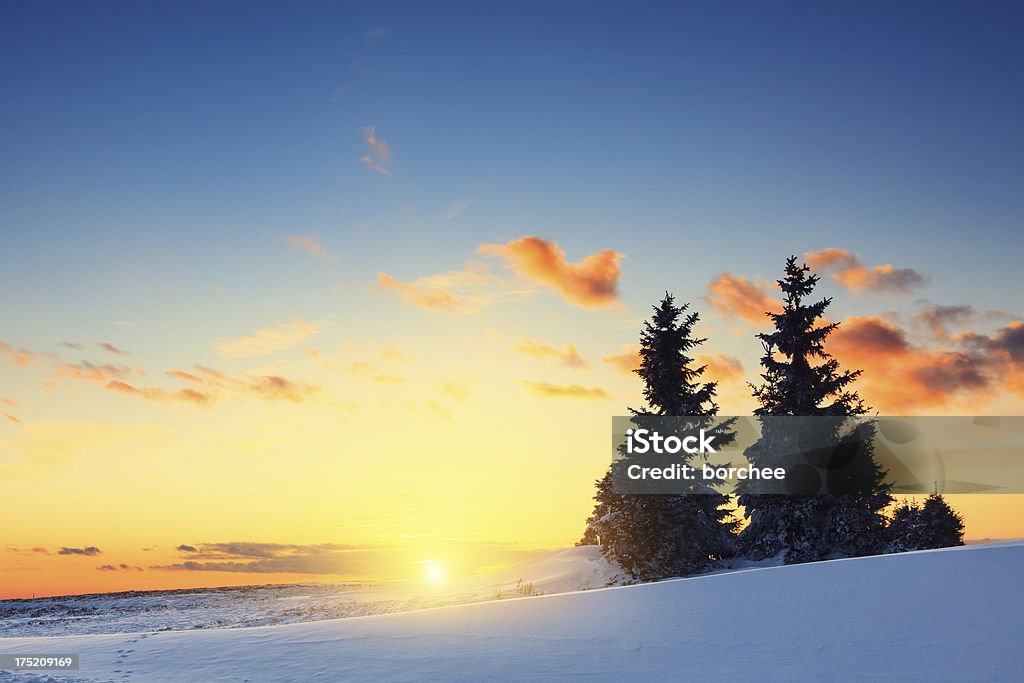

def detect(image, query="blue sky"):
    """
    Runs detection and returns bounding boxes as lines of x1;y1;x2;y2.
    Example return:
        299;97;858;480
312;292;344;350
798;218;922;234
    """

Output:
2;0;1022;380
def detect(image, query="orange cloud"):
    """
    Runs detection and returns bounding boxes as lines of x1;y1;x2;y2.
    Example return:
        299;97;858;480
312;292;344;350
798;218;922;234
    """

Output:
167;370;202;383
361;125;392;176
804;248;926;294
706;273;782;326
829;316;996;412
803;247;861;271
479;236;622;309
105;380;212;406
522;381;610;399
0;341;43;367
3;412;21;424
696;353;744;384
191;366;320;403
516;339;589;368
602;344;641;374
54;361;135;383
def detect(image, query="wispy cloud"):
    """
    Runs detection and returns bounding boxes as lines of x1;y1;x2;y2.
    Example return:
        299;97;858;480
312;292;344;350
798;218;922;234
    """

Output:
214;320;328;358
442;380;471;401
0;341;44;367
187;366;321;403
516;339;589;368
804;248;927;294
378;273;473;313
97;563;143;572
521;380;610;399
287;231;332;260
96;342;130;356
361;125;392;176
480;236;623;309
441;198;472;220
153;541;375;575
105;380;212;406
53;360;135;382
377;262;512;314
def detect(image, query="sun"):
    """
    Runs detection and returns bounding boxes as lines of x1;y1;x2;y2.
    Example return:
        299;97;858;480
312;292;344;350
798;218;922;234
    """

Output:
423;560;446;583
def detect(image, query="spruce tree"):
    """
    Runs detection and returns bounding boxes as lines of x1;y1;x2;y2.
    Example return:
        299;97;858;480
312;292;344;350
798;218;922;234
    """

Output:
583;293;737;580
887;493;965;552
737;256;892;563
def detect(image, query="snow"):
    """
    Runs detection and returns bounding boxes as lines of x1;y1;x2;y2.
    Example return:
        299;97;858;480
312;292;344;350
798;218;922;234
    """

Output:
2;542;1022;681
0;546;625;638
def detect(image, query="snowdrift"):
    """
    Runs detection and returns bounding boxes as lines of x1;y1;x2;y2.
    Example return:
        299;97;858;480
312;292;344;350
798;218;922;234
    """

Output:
2;543;1021;682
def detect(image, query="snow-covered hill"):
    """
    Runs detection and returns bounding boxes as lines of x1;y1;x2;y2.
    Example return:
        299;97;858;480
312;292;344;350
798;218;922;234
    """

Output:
2;543;1021;681
0;546;624;638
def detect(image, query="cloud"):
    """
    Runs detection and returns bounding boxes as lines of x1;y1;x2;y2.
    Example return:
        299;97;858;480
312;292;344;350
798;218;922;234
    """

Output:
215;320;328;358
167;369;202;383
377;261;516;315
403;398;453;421
97;563;143;572
361;125;392;176
804;248;927;294
104;380;212;405
479;236;623;309
53;360;135;383
516;339;589;368
176;544;198;552
601;346;742;384
965;321;1024;362
58;546;101;556
377;273;477;313
4;546;49;555
287;231;332;260
602;344;642;374
441;198;472;221
829;315;995;411
0;341;44;367
192;366;321;403
151;542;374;575
706;273;782;326
442;380;471;401
97;342;130;356
913;304;1008;341
372;373;406;384
522;381;611;399
3;412;21;424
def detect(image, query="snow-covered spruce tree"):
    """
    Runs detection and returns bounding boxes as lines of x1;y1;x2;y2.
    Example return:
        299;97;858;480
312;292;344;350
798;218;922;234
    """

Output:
887;493;965;552
583;293;737;580
737;256;892;564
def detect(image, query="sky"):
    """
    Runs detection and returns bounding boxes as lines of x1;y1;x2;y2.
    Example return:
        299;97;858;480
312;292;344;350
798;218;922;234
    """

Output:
2;0;1023;598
